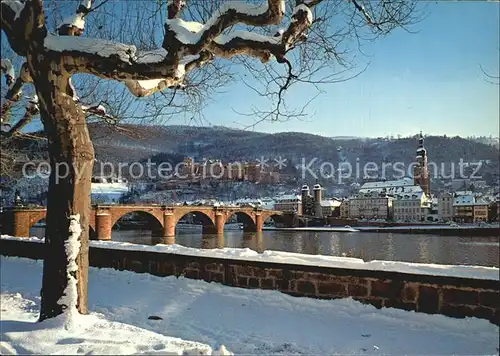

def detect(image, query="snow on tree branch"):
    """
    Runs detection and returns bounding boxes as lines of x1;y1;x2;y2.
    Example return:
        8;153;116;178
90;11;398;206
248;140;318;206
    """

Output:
1;59;15;87
164;0;286;55
58;0;93;36
42;1;313;97
1;0;45;56
1;0;25;21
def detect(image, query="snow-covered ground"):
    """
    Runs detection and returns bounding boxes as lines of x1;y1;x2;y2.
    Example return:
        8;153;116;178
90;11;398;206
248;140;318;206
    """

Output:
1;256;498;355
3;235;498;281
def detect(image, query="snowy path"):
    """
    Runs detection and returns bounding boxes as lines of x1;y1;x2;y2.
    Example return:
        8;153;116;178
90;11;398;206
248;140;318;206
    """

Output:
1;256;499;355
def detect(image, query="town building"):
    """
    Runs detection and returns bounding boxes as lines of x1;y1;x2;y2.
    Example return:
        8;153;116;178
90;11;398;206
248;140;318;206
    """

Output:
339;199;349;219
274;194;302;215
348;177;434;221
453;195;489;223
348;192;394;220
299;183;339;217
346;132;433;221
320;199;342;217
438;192;454;222
392;185;432;222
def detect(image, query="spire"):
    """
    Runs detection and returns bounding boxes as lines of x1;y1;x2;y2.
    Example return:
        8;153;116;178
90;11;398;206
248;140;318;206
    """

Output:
416;131;426;158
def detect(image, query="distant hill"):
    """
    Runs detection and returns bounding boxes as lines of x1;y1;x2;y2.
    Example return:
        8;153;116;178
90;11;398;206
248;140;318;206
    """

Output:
6;123;500;184
87;123;499;163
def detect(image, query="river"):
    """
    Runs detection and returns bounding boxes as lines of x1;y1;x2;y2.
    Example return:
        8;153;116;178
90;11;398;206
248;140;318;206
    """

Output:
29;226;499;267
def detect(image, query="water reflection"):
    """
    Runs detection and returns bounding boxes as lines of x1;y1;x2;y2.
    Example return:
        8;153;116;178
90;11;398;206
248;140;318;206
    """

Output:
29;227;499;267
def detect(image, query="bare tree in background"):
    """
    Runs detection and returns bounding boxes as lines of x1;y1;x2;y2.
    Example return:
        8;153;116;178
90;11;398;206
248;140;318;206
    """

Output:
1;0;420;322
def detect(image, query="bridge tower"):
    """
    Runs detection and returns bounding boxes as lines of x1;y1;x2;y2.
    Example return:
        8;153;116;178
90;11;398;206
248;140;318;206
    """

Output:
313;183;323;218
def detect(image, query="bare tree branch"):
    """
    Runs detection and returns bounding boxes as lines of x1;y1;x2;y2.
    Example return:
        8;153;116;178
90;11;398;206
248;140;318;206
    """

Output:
481;64;500;85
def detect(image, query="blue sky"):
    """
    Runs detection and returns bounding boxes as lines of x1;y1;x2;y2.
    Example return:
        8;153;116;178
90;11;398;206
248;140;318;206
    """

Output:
23;1;499;138
177;1;499;138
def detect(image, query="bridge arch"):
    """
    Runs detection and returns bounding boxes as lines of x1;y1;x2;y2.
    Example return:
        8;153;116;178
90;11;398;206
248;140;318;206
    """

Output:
110;210;164;238
175;210;215;226
174;210;216;236
224;211;256;231
108;209;162;229
27;212;47;231
25;211;96;239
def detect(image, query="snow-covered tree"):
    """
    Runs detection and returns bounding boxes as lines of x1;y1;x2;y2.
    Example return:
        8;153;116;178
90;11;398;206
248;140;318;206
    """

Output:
1;0;419;321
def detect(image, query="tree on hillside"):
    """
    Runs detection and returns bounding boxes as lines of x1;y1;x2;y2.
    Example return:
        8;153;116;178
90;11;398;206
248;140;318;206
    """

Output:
1;0;420;321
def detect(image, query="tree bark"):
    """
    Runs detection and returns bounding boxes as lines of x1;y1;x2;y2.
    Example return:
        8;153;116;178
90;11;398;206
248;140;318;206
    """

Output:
28;58;94;321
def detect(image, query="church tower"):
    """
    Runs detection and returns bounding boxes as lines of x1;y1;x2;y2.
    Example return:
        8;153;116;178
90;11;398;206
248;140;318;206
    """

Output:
413;132;430;196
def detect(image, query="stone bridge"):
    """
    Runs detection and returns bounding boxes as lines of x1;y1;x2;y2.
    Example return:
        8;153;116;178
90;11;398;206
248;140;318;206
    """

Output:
1;205;284;241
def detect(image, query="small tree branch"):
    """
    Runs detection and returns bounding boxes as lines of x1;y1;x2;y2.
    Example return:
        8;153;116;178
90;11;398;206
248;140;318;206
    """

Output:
1;95;38;137
348;0;383;31
1;62;32;123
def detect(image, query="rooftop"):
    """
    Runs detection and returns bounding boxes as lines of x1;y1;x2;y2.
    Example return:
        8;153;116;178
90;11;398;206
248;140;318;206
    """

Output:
453;195;489;206
360;177;414;190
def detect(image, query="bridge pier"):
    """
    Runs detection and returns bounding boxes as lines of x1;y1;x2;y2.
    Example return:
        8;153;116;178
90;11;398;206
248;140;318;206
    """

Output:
201;213;224;235
96;213;112;240
255;213;263;233
11;211;31;237
215;213;224;234
163;213;176;238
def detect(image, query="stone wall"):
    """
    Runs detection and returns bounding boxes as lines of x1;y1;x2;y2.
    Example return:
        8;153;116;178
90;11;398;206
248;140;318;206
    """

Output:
1;238;498;325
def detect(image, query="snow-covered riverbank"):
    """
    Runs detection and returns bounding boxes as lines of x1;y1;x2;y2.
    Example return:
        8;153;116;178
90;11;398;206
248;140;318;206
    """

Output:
1;256;498;355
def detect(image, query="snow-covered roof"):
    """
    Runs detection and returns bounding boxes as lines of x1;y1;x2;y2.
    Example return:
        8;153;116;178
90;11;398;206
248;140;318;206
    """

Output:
393;191;425;201
320;200;341;207
453;195;475;206
455;190;474;196
275;195;301;202
359;183;423;197
360;178;414;190
474;198;489;206
91;183;129;194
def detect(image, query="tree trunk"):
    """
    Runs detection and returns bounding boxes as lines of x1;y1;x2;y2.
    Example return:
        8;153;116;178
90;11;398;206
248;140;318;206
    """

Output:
29;60;94;321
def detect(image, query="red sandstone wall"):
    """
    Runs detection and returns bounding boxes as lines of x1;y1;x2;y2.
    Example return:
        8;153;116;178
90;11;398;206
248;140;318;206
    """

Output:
1;238;498;325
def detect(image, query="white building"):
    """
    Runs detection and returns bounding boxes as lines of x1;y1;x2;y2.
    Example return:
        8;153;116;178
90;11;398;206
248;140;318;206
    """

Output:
274;194;302;214
348;178;432;221
320;199;342;217
349;194;393;220
392;186;432;222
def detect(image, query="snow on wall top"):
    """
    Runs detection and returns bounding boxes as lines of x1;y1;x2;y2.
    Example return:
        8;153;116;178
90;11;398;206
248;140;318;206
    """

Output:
2;235;498;281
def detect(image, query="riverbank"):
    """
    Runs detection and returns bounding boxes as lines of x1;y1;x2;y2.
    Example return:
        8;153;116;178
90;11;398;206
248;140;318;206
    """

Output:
263;225;500;236
2;256;498;355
